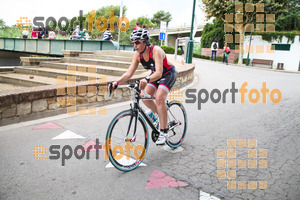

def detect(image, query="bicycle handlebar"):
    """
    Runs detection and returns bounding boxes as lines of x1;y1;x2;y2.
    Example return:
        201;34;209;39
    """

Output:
108;80;154;100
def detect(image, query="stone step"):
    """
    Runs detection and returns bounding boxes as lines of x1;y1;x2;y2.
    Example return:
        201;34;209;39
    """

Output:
21;57;61;66
62;50;94;57
0;67;14;72
79;54;133;62
94;50;135;57
0;83;27;92
39;62;146;76
14;67;113;82
61;57;135;69
0;73;54;86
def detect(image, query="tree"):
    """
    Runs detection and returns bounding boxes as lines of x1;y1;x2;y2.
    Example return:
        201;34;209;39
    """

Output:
276;11;300;31
136;16;154;28
0;19;5;28
201;19;226;49
62;5;128;40
201;0;287;65
275;0;300;31
151;10;172;27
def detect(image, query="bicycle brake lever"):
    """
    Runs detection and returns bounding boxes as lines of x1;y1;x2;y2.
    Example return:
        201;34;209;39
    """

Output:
108;83;113;96
108;82;118;97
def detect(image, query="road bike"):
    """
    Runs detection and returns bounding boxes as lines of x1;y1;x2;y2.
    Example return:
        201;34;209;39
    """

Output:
105;80;187;171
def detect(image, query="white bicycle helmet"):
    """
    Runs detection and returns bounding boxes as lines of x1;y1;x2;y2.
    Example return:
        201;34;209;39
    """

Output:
130;28;149;41
103;30;112;39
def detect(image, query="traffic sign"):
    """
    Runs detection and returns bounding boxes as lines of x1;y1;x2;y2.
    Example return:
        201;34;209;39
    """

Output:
159;32;166;40
160;21;167;33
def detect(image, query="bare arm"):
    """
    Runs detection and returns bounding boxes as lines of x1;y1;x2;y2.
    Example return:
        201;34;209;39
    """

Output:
114;52;140;85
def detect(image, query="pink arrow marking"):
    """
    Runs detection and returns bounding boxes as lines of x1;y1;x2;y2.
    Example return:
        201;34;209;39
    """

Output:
145;170;188;189
33;122;64;130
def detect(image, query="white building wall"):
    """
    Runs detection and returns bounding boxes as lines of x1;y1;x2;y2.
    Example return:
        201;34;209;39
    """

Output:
243;35;300;71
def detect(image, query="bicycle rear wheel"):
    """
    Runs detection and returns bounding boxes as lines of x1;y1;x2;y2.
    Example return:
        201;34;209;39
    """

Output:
166;101;187;148
105;110;149;171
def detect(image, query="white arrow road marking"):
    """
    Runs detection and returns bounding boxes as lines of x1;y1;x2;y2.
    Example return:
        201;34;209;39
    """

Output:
51;130;85;140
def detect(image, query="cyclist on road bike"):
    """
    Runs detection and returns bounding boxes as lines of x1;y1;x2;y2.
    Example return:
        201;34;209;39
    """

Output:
110;28;177;145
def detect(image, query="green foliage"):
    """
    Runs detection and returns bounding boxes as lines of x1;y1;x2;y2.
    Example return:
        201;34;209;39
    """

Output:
202;0;287;24
136;16;154;29
0;5;174;46
202;0;297;32
215;56;224;62
149;37;160;46
0;26;22;38
253;31;300;43
193;53;210;60
201;18;225;49
96;5;127;19
160;46;183;55
276;6;300;31
151;10;172;27
234;58;247;64
193;44;202;54
0;19;5;27
161;46;175;54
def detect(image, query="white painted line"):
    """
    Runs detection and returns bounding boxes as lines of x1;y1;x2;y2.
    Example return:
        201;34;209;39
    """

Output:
199;190;220;200
51;130;85;140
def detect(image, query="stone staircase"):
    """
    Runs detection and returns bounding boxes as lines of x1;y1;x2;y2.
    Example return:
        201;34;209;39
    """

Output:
0;50;148;91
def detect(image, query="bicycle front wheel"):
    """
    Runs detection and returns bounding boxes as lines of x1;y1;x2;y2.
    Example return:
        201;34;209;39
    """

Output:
166;101;187;148
105;110;149;172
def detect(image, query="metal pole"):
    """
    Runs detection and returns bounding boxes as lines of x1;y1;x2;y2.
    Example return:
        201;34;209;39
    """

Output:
175;38;178;59
117;0;124;50
246;20;254;66
186;0;196;63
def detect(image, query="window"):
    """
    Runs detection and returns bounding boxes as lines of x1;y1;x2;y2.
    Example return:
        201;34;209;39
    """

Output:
272;44;291;51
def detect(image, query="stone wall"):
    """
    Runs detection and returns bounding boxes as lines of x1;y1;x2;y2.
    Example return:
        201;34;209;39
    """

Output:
0;64;194;126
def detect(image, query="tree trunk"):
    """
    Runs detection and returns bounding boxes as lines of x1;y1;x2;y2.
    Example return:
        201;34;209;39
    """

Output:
238;31;245;66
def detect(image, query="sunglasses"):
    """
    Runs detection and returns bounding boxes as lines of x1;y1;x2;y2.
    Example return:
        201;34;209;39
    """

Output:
132;40;143;45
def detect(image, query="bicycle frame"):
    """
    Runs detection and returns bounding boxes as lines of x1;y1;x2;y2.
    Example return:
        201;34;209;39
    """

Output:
125;86;160;141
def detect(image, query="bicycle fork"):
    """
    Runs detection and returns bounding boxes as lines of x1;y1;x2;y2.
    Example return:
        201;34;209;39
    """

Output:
125;106;139;143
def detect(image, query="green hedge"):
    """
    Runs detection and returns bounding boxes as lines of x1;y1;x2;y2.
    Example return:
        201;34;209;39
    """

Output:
234;58;247;64
161;46;182;55
216;56;223;62
193;53;210;60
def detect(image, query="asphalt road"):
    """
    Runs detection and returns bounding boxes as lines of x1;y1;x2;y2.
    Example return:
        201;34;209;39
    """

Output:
0;59;299;200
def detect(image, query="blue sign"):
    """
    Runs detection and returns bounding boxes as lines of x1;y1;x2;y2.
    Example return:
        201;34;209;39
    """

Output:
159;32;166;40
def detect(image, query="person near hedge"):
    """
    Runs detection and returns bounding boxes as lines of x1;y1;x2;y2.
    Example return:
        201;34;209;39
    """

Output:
177;33;184;55
211;38;218;61
222;43;230;65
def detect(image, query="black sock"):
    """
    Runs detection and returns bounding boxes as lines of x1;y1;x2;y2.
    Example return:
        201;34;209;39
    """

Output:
160;128;168;133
